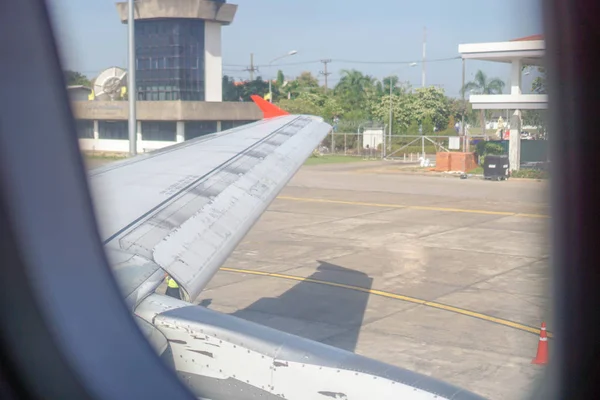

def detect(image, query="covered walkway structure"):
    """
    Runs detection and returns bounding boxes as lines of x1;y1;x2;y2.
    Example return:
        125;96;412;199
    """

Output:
459;34;547;170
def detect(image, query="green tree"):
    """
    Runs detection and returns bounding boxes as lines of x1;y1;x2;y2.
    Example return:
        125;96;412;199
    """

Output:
64;70;91;87
334;69;378;114
237;77;271;101
277;92;342;121
276;97;320;116
448;98;471;124
321;96;344;120
522;109;547;136
222;75;239;101
370;87;450;133
421;116;434;135
280;71;320;99
276;70;285;86
411;87;451;131
381;76;410;96
523;67;547;136
296;71;319;88
531;67;546;94
369;93;413;133
406;120;420;135
462;70;505;134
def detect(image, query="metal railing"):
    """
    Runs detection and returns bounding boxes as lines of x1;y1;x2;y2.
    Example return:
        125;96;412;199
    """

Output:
318;133;462;162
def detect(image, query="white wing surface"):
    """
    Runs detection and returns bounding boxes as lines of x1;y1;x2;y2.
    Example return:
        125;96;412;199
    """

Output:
89;115;330;302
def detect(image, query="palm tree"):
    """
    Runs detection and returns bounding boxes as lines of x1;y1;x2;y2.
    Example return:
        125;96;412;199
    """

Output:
334;69;377;112
382;76;399;95
462;70;505;136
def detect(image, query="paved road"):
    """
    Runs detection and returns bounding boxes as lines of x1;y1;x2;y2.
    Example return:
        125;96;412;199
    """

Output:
197;162;551;400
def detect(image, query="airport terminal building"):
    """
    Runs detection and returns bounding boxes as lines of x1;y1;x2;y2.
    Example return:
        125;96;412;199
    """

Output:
72;0;261;153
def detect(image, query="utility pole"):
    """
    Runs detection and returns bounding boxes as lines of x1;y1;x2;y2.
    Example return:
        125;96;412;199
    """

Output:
461;58;466;152
422;27;427;88
319;59;332;90
389;76;393;156
244;53;258;80
127;0;137;156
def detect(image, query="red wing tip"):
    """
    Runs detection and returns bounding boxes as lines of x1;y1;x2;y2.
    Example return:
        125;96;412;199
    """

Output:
251;95;290;119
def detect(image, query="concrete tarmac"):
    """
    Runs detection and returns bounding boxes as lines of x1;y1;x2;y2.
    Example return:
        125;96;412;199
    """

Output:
198;162;552;400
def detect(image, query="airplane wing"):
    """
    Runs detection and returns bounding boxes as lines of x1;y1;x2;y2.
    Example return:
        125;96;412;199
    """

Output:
89;104;330;304
89;100;485;399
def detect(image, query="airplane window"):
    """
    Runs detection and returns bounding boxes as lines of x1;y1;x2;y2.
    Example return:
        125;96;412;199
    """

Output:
38;0;550;399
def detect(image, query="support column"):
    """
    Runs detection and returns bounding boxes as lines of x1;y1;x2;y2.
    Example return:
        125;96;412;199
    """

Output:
509;59;523;172
511;59;523;95
461;58;466;152
509;110;522;171
136;121;142;153
204;21;222;102
176;121;185;142
93;120;99;140
216;121;222;132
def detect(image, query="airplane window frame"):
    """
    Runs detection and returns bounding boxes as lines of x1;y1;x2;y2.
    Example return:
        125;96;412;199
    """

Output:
0;0;598;399
0;1;194;398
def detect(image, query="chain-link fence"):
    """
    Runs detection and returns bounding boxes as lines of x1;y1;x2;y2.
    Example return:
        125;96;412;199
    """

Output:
318;131;463;164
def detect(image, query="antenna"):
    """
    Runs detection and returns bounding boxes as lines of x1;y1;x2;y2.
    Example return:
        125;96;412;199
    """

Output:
93;67;127;101
422;27;427;87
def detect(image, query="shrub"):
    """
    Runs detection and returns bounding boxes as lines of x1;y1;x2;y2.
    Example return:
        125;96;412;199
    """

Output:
476;141;505;156
511;169;548;179
485;143;505;155
437;128;458;136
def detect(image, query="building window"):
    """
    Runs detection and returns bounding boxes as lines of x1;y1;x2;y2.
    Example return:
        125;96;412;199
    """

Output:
221;121;254;131
76;120;94;139
185;121;217;140
135;19;205;101
141;122;176;142
98;121;128;140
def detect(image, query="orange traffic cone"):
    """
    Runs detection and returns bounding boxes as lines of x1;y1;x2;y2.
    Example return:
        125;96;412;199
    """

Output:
531;322;549;365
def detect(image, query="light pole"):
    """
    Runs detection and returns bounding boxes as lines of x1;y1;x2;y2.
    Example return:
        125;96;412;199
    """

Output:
387;62;417;156
268;50;297;103
127;0;137;156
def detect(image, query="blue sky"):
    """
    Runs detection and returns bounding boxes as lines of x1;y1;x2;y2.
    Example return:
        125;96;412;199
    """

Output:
47;0;542;97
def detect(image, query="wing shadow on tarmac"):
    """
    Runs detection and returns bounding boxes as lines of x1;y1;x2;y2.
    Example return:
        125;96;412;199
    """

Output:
227;261;373;353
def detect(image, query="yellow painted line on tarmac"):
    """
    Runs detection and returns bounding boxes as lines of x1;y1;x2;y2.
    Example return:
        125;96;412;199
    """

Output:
220;266;553;338
277;196;549;219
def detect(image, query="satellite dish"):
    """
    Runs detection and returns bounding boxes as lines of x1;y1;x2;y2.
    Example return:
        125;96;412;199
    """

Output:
93;66;127;101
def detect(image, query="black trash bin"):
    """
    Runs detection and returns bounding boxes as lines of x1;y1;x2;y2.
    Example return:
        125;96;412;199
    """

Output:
483;154;509;180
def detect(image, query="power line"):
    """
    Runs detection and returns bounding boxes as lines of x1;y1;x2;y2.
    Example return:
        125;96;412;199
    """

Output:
224;56;460;69
252;60;322;68
330;56;460;65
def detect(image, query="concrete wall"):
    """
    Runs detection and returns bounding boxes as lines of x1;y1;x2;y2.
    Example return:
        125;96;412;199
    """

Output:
79;137;177;154
115;0;237;25
78;117;255;153
68;88;92;102
71;101;262;121
204;21;222;102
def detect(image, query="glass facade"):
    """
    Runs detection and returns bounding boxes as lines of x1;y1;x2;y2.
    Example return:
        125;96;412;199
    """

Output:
136;19;205;101
141;122;177;141
75;120;94;139
185;121;217;140
98;121;128;140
